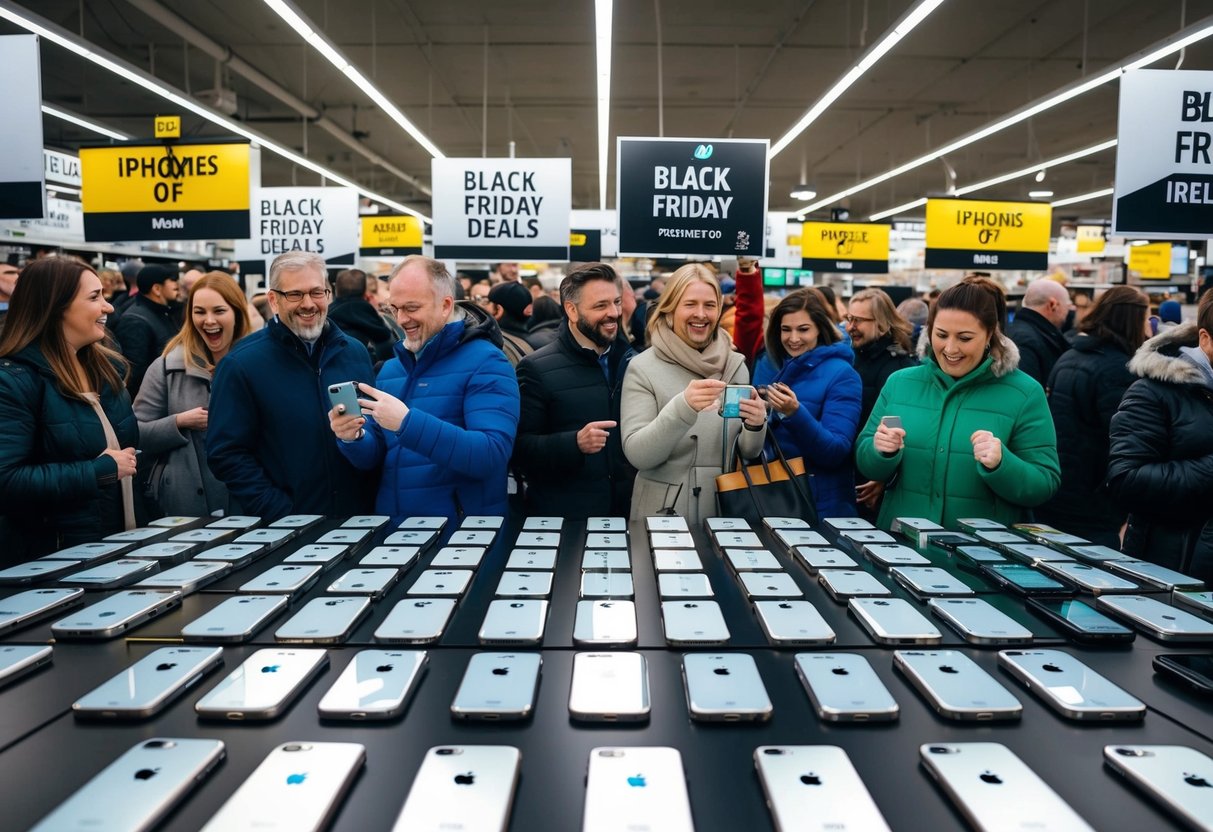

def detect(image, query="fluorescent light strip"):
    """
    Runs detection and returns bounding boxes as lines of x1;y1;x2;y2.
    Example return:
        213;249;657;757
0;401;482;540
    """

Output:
869;197;927;222
770;0;946;159
262;0;443;159
596;0;613;210
41;104;131;141
0;4;430;222
797;16;1213;218
1050;187;1114;208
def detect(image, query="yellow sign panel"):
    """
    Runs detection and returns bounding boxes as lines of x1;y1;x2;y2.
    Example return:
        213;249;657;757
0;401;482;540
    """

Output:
1127;242;1172;278
570;232;587;246
800;222;890;274
1076;225;1106;254
925;198;1052;270
153;115;180;139
359;215;423;254
80;143;250;213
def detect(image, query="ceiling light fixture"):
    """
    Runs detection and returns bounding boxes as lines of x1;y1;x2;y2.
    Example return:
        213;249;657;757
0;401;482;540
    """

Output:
770;0;947;158
790;184;817;201
797;16;1213;219
262;0;444;159
596;0;613;210
1034;170;1047;183
42;103;131;141
1051;187;1115;208
0;3;430;221
1028;189;1054;198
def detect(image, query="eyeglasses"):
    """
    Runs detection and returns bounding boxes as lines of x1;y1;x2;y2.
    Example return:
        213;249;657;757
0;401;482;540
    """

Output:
271;287;331;303
844;314;875;325
472;296;491;306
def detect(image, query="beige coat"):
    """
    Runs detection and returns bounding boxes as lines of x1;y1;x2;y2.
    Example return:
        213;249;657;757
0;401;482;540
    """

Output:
621;348;764;524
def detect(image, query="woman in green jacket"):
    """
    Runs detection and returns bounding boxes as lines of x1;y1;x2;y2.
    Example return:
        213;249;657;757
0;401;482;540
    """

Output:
855;276;1060;530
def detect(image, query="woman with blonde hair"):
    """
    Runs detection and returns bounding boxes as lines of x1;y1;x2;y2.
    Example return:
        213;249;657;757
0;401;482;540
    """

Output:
621;263;765;522
0;256;137;560
134;271;252;516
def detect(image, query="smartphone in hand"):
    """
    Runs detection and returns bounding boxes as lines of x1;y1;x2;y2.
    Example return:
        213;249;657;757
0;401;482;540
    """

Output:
721;385;754;418
880;415;903;431
327;381;362;416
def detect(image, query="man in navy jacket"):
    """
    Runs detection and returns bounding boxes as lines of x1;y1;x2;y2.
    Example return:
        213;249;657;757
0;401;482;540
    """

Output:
207;251;377;519
329;255;519;524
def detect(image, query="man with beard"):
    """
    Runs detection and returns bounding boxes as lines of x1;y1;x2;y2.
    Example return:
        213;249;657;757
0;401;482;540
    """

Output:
206;251;376;519
512;262;637;517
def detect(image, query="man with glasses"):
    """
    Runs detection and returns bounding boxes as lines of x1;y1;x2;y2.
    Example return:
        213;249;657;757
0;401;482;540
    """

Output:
207;251;376;519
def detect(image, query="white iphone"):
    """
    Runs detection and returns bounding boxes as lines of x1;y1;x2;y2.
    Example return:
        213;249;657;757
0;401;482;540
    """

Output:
754;745;892;832
195;648;328;720
583;747;694;832
317;649;427;720
569;652;649;722
391;745;521;832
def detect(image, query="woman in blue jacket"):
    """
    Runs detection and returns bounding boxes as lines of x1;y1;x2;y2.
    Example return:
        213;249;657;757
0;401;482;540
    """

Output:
754;288;863;518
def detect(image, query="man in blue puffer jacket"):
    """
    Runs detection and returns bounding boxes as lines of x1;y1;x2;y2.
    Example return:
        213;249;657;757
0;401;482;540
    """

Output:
329;255;519;523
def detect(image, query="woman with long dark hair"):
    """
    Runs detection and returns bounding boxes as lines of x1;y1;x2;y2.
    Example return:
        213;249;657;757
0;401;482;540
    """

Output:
1037;287;1150;547
134;271;252;517
0;256;137;560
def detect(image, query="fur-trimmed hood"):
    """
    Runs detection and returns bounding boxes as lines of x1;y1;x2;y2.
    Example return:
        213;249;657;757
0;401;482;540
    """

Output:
1128;322;1212;387
916;327;1021;378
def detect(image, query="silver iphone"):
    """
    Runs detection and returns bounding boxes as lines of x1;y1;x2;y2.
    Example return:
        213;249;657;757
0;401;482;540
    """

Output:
200;543;269;569
956;517;1007;532
569;652;649;722
135;559;232;594
754;745;893;832
586;516;626;531
206;515;262;529
317;649;427;720
894;650;1022;721
384;530;437;549
0;587;84;634
494;571;554;598
51;589;181;640
997;649;1145;721
920;742;1095;832
773;528;831;549
890;566;975;599
195;648;328;720
824;517;875;533
325;567;400;598
282;544;349;570
739;571;804;599
681;652;773;721
29;738;225;832
863;543;931;570
793;547;858;572
580;571;634;599
794;652;899;722
1005;543;1074;564
586;532;629;550
649;531;695;549
340;514;389;530
818;569;891;601
0;644;53;687
233;526;297;550
315;527;372;547
573;600;638;647
0;559;84;585
712;530;763;548
450;652;542;720
705;516;751;531
148;515;204;529
41;541;133;562
391;745;521;832
1069;544;1132;564
127;542;199;562
268;513;324;530
199;741;364;832
478;599;549;645
929;598;1034;645
506;548;557;570
430;546;487;568
1036;561;1140;594
181;595;288;643
762;516;810;530
447;529;496;547
169;527;237;546
407;569;474;596
524;515;563;530
849;598;943;645
1096;595;1213;642
1106;558;1206;591
359;545;420;568
104;526;173;543
459;515;504;529
661;600;731;645
658;572;714;598
646;515;689;531
582;549;630;570
399;515;448;530
515;531;560;548
73;646;224;719
838;529;897;552
724;548;781;571
374;598;457;644
274;596;371;644
238;564;322;595
1173;589;1213;618
1103;744;1213;832
584;747;693;832
60;558;158;589
652;549;703;571
753;600;836;645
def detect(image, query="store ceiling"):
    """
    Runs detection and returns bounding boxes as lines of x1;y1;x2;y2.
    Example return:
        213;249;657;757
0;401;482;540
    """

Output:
11;0;1213;225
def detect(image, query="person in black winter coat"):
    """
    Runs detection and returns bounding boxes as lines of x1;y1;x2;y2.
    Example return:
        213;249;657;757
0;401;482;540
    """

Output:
1037;287;1150;548
327;268;397;363
513;263;637;518
115;265;180;395
0;256;138;562
1006;279;1072;388
525;295;563;349
1106;291;1213;582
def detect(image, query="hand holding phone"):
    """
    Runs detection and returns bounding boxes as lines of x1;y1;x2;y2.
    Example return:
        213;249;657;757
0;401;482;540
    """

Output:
719;384;754;418
874;415;905;454
764;382;799;418
683;378;727;412
356;382;410;432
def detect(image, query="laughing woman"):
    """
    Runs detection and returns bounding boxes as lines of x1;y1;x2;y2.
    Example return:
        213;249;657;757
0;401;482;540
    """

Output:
134;271;252;516
0;256;138;561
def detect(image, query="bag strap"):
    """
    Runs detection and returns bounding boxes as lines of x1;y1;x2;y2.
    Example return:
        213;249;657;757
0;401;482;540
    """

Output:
82;392;136;531
764;427;818;523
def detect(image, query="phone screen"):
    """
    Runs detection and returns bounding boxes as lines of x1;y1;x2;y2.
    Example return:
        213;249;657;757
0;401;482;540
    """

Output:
721;385;751;418
880;415;903;430
1033;599;1122;631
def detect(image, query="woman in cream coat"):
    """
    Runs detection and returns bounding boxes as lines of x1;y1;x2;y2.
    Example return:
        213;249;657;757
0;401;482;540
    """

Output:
622;264;766;523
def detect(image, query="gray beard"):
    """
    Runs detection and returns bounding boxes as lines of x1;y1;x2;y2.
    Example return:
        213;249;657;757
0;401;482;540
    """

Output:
284;315;325;342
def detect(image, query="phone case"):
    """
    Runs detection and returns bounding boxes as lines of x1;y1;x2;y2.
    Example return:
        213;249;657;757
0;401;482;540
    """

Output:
199;742;364;832
73;646;224;719
920;743;1095;832
1096;595;1213;642
29;738;225;832
506;548;558;570
359;545;421;568
652;549;703;571
580;571;634;599
0;587;84;633
274;596;372;644
182;594;288;643
928;598;1035;645
724;548;781;571
238;564;323;595
818;570;891;601
494;571;554;598
195;648;328;720
569;652;649;721
325;567;400;598
582;549;631;570
51;590;182;640
391;746;521;832
658;572;714;598
895;650;1022;720
739;571;804;599
450;652;542;720
406;569;474;597
430;546;489;569
849;597;943;645
681;653;772;721
374;598;457;644
753;600;836;645
317;649;427;720
327;380;362;415
135;559;232;594
584;747;694;832
793;547;858;573
754;745;893;832
573;600;638;647
1103;745;1213;832
997;649;1145;721
661;600;731;645
0;644;53;687
890;566;975;598
793;652;899;722
478;599;549;645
